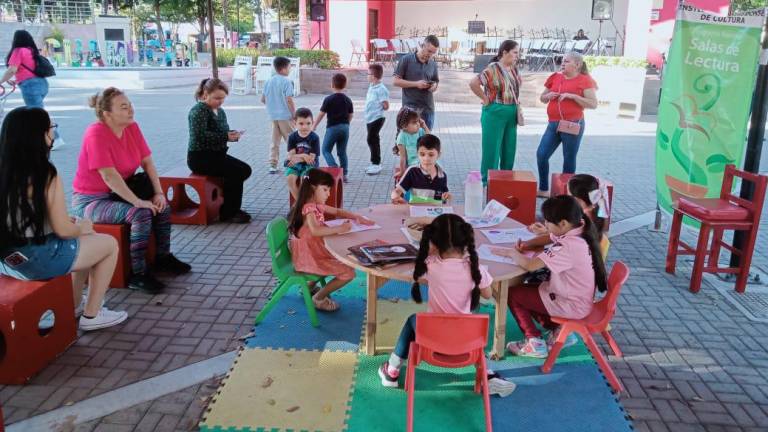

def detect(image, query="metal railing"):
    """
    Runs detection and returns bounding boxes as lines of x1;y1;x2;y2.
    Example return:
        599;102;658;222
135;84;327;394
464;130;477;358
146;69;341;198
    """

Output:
0;0;97;24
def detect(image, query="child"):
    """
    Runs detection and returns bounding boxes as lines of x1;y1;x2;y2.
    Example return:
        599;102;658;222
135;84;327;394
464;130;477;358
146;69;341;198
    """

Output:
288;169;374;311
391;134;451;204
493;195;608;358
526;174;611;258
261;56;295;173
394;107;430;179
364;63;390;175
314;73;354;183
378;214;517;397
285;107;320;199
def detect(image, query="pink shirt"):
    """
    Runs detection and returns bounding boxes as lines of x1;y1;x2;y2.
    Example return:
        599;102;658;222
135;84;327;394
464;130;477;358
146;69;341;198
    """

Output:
538;227;596;319
7;47;36;83
425;256;493;314
73;122;152;194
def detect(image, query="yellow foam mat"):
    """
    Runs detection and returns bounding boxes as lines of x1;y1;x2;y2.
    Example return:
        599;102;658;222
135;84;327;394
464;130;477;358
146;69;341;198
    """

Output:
375;299;427;352
202;349;358;432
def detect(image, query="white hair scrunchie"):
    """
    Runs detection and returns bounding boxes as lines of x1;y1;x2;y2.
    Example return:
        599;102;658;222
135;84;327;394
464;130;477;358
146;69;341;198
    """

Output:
587;179;611;219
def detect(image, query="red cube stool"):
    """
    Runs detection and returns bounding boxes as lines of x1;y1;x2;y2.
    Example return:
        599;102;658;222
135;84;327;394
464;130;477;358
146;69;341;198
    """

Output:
551;173;614;230
160;167;224;225
93;223;156;288
289;167;344;220
0;275;77;384
666;165;767;294
487;170;537;225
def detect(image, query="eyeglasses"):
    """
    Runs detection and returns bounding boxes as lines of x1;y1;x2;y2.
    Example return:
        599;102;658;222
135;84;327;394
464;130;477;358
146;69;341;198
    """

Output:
49;123;58;130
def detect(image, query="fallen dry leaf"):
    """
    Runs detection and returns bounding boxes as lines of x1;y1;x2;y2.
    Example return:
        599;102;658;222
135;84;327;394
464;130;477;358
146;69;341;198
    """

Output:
286;309;296;315
63;401;74;406
286;406;300;413
380;318;389;325
389;298;400;303
261;376;274;388
323;404;332;414
237;332;255;341
266;399;276;406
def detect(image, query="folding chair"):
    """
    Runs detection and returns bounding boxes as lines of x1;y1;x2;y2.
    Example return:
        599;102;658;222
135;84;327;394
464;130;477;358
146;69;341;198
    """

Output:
350;39;367;66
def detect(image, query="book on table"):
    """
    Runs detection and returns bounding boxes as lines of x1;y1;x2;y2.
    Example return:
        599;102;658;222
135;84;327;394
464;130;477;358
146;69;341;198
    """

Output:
360;243;419;264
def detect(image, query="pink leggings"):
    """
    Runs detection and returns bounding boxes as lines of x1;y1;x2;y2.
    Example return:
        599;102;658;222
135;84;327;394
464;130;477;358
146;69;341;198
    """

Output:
507;284;558;339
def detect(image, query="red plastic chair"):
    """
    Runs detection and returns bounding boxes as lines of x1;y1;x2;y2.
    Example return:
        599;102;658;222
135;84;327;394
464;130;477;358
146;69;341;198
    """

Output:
541;262;630;394
405;313;492;432
665;165;767;293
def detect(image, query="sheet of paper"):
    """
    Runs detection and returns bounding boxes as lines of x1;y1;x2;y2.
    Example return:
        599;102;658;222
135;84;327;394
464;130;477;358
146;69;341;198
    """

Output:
325;218;381;234
464;200;511;228
477;244;533;265
400;227;420;247
409;206;454;217
480;228;538;244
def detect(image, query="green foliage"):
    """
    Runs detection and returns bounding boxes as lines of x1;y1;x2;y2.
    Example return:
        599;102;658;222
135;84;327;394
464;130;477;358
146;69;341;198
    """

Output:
584;56;647;70
215;48;341;69
730;0;767;13
47;26;65;45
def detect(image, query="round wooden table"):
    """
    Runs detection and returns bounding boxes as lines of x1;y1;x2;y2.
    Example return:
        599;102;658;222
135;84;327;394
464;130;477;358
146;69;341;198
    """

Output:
325;204;527;358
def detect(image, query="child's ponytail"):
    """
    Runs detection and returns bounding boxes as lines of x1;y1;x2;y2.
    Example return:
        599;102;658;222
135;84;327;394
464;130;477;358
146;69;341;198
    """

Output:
461;221;483;310
411;224;433;303
580;214;608;292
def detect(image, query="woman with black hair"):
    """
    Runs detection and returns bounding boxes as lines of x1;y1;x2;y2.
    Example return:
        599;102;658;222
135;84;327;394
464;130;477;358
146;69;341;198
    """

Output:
0;107;128;331
0;30;64;146
469;39;523;185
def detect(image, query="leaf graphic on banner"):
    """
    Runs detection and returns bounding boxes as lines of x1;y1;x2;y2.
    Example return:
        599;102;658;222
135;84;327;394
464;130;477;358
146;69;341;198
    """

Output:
670;94;718;141
659;130;670;150
705;154;735;173
671;128;708;185
693;74;721;111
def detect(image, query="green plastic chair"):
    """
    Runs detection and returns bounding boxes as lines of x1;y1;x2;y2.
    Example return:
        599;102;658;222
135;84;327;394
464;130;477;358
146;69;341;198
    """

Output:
254;217;327;327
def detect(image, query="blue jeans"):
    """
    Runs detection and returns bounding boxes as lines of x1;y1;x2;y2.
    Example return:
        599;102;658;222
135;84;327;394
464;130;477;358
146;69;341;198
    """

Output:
19;77;59;140
0;234;79;280
421;110;434;130
536;119;586;191
322;123;350;175
19;77;49;108
393;314;417;359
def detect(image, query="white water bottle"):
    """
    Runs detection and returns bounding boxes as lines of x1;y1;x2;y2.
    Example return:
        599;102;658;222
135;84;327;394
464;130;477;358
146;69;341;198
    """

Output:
464;171;484;218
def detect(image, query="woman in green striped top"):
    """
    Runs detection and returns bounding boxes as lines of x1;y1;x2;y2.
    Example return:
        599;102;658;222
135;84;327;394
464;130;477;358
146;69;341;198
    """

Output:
187;78;253;223
469;40;523;185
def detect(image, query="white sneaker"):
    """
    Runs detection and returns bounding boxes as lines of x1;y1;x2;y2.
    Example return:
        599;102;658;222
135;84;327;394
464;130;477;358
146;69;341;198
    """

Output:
79;307;128;331
365;164;382;175
487;373;516;397
268;165;278;174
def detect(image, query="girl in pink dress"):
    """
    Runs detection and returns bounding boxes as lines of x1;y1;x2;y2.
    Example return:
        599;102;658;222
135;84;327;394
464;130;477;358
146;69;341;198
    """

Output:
287;169;374;312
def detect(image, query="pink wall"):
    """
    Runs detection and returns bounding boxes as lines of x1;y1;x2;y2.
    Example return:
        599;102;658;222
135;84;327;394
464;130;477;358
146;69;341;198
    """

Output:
648;0;730;68
367;0;396;39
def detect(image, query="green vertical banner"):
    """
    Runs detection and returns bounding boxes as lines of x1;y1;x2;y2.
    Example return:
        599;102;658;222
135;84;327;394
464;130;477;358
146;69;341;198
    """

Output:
655;3;763;222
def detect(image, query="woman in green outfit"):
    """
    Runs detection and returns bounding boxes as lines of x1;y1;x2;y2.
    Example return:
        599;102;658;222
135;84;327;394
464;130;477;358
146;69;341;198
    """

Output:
469;40;522;185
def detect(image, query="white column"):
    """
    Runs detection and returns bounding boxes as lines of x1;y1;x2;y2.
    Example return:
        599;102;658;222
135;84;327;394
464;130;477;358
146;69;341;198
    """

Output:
624;0;653;59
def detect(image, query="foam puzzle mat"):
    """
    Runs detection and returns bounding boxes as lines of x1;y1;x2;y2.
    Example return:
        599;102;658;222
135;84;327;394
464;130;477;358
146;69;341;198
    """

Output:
201;279;633;432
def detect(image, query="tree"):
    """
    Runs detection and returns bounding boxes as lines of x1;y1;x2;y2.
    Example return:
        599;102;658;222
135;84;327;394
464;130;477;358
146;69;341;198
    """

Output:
730;0;767;13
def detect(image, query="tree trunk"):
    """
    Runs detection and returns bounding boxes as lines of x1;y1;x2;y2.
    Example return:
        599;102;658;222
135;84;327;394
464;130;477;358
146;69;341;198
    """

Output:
153;0;165;48
221;0;231;48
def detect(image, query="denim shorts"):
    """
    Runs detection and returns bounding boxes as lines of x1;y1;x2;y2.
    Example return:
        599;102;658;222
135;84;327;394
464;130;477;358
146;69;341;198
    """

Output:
0;234;79;280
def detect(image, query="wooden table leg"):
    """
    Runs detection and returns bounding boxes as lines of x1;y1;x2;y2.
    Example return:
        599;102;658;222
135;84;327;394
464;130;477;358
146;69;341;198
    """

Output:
491;280;509;360
365;273;379;355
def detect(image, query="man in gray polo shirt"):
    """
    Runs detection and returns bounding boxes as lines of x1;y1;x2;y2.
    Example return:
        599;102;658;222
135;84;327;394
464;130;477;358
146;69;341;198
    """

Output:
393;35;440;130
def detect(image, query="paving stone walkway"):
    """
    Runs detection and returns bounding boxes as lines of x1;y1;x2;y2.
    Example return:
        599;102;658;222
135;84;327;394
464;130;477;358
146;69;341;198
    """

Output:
0;85;767;432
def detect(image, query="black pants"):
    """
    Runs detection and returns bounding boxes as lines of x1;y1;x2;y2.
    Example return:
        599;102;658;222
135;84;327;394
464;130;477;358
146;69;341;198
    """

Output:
366;117;386;165
187;150;252;219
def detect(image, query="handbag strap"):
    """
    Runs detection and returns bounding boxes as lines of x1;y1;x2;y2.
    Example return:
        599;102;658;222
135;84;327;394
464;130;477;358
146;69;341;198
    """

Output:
557;77;565;121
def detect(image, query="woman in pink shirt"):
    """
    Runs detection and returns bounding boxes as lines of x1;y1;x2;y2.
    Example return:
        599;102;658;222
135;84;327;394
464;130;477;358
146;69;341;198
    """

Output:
378;214;516;397
494;195;608;358
0;30;63;144
71;88;190;294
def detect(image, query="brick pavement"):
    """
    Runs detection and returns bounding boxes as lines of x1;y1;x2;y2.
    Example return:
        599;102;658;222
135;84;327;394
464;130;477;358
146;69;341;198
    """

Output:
0;85;767;431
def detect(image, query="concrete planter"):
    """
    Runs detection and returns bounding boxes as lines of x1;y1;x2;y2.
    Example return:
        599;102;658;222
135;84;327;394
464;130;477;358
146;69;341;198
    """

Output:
590;65;647;120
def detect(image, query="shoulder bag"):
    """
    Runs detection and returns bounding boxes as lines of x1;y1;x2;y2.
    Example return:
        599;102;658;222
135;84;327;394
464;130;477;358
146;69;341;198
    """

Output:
555;77;581;135
509;66;525;126
109;172;155;204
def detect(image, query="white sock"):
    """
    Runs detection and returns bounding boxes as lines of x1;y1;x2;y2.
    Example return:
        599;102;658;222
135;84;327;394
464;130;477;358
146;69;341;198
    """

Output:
388;353;403;374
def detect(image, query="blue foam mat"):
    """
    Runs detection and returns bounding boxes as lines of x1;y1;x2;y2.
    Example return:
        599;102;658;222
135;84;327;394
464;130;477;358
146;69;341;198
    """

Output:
488;362;631;431
246;293;365;352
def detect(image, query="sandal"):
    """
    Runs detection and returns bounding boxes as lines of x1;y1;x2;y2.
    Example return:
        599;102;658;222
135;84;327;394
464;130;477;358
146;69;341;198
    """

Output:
313;296;340;312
